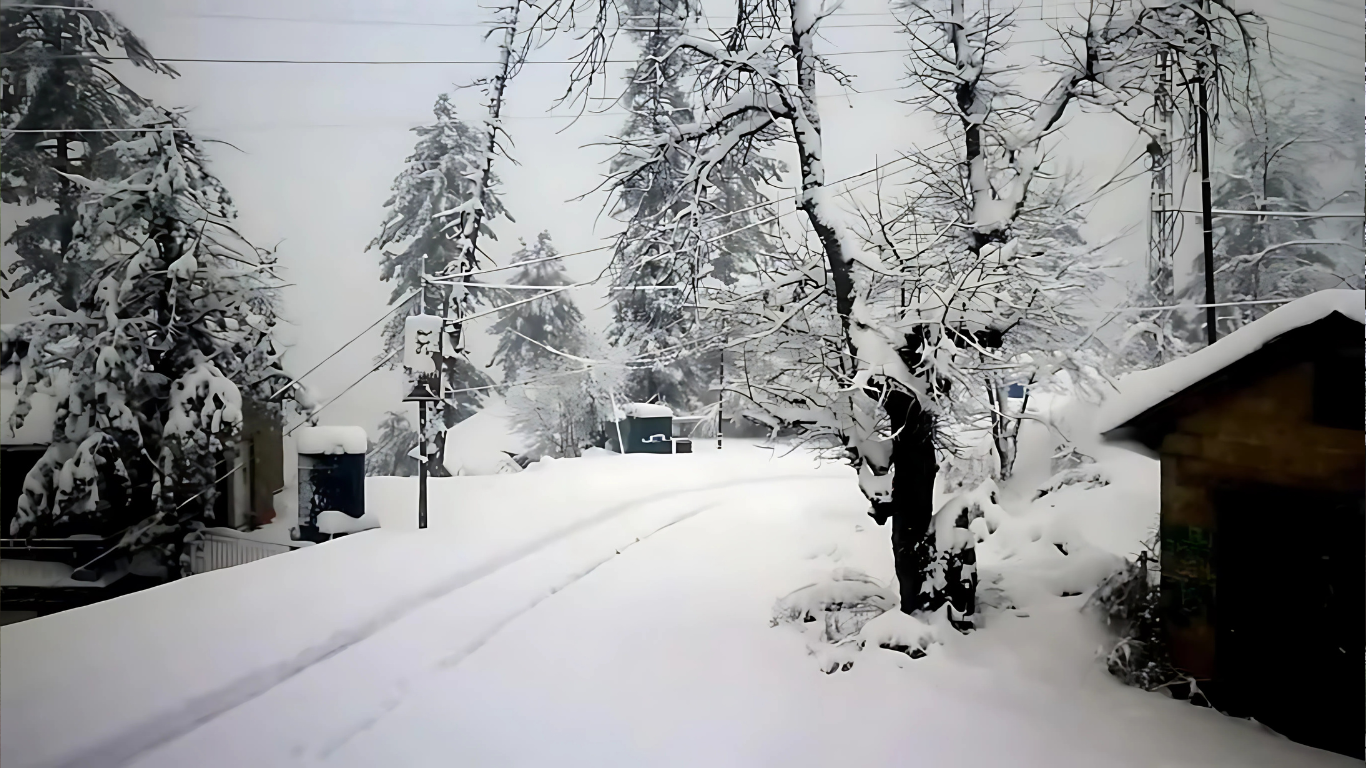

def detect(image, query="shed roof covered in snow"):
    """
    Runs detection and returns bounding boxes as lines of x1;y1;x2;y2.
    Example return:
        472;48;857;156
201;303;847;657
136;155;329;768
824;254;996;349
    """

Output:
622;402;673;419
1099;290;1364;441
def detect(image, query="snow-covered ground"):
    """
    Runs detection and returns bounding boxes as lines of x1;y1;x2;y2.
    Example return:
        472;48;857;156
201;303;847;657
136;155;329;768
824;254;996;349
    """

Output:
2;429;1356;767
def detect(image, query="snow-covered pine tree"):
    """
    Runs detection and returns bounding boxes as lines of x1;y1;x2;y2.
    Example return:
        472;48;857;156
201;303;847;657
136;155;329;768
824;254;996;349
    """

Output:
7;109;301;575
369;93;507;428
1;0;177;308
488;232;583;381
367;410;420;477
605;0;783;413
489;232;610;457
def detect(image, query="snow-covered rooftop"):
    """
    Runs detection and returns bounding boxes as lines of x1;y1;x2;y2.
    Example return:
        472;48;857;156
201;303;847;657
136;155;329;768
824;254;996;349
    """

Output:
294;426;368;455
1098;289;1364;434
622;402;673;419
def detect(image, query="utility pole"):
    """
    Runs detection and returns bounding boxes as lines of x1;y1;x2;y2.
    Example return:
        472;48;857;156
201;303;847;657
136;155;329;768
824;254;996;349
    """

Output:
716;340;724;450
1196;2;1218;346
417;253;429;530
405;253;443;530
1148;49;1175;317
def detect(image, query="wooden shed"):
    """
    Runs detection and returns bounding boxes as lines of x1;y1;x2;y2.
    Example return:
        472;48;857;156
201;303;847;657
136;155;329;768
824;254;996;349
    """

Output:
612;403;675;455
1101;290;1363;758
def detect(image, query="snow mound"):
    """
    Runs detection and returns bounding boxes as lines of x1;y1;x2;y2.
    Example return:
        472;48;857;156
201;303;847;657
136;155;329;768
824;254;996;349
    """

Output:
443;397;529;476
1098;289;1363;433
316;509;379;536
622;402;672;418
295;426;367;455
857;606;947;657
773;569;894;627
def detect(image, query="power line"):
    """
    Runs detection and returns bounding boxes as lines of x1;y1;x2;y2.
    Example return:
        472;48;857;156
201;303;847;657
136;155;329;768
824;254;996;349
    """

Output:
1260;13;1364;46
286;348;400;433
1275;0;1362;28
13;30;1092;68
271;289;417;399
155;11;912;30
2;85;917;134
1266;30;1361;62
1261;45;1362;76
1173;208;1365;219
1115;297;1313;312
284;150;947;413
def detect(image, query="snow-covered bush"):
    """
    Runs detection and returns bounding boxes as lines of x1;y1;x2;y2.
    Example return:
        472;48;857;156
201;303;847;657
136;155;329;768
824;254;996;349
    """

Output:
771;569;900;673
1086;540;1182;693
1035;465;1111;500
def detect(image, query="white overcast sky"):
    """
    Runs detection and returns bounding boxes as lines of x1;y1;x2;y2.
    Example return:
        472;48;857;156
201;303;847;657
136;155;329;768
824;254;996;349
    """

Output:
2;0;1360;436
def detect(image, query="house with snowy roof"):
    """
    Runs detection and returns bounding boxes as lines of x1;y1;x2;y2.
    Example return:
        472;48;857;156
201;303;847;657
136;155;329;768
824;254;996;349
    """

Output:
0;376;291;624
1099;289;1363;759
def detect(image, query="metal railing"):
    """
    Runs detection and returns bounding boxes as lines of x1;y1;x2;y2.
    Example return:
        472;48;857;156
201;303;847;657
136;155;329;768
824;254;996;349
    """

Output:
188;531;295;574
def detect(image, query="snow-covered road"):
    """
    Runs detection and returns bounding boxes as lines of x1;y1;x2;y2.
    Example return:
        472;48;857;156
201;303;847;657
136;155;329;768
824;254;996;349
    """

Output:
5;443;1357;767
122;471;852;768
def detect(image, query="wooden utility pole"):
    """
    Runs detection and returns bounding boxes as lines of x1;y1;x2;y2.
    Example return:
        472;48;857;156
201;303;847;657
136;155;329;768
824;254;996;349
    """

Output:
407;254;443;530
418;253;429;529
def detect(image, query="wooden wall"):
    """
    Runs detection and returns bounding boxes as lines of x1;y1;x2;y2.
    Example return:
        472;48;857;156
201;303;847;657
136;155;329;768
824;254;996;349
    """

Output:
1158;360;1364;678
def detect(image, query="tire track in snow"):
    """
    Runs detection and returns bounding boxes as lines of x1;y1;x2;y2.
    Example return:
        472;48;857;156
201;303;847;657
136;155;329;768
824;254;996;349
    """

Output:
67;473;845;768
313;500;718;762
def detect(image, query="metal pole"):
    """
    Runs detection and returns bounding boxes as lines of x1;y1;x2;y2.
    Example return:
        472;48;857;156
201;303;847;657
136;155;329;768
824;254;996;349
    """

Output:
1197;7;1217;346
418;401;428;529
418;252;429;530
716;340;724;450
1149;48;1174;307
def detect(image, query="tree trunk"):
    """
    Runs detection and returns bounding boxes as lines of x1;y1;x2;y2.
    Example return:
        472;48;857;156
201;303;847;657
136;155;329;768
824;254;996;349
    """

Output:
875;337;981;627
880;388;939;615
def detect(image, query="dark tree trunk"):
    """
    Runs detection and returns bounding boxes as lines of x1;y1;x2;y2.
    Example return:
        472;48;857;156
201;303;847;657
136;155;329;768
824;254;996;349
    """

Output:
867;325;996;627
879;388;939;615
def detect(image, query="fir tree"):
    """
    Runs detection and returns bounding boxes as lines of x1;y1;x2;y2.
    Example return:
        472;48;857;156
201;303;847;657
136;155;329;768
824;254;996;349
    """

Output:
2;0;177;308
368;93;508;427
489;232;611;457
366;411;419;477
8;109;301;575
488;231;584;381
605;0;782;412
